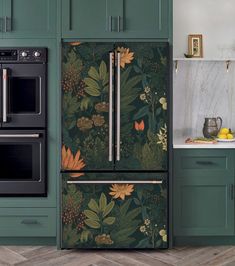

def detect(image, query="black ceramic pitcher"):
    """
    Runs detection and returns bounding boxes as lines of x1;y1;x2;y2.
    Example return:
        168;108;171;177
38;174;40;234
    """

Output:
203;117;222;138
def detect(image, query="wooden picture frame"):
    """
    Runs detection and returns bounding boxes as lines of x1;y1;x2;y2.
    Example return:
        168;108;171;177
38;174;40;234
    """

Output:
188;34;203;58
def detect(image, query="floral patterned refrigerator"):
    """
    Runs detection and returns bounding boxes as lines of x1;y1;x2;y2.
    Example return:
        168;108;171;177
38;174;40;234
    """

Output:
61;42;169;249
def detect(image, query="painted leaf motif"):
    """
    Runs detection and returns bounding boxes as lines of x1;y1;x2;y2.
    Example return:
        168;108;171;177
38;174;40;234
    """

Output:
120;66;132;88
103;217;115;225
103;201;115;218
133;106;149;120
84;219;100;229
113;227;136;240
99;193;107;211
99;61;107;80
120;199;132;216
80;97;91;111
125;207;141;221
84;87;101;97
88;66;100;81
84;77;100;90
124;75;142;94
88;199;100;213
84;210;99;221
135;237;151;248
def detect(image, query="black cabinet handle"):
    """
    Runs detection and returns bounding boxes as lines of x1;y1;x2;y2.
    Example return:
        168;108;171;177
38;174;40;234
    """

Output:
21;219;39;225
196;161;214;165
230;184;234;200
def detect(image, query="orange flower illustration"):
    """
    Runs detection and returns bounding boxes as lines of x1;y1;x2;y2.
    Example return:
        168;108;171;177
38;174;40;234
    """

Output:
62;145;85;178
116;47;134;68
109;184;134;200
70;42;81;46
134;120;145;131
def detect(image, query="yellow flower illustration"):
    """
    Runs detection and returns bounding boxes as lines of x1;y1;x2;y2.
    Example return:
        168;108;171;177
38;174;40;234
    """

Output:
70;42;81;46
144;219;151;226
159;229;167;242
140;225;146;233
159;97;167;110
109;184;134;200
95;234;113;245
157;124;167;151
116;47;134;68
61;145;85;178
95;102;109;113
92;114;105;127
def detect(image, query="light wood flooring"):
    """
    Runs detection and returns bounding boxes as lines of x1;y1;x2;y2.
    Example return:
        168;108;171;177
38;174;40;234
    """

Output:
0;246;235;266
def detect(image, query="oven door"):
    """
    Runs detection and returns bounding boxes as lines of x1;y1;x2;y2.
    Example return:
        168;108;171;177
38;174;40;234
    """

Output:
1;64;46;127
0;130;46;196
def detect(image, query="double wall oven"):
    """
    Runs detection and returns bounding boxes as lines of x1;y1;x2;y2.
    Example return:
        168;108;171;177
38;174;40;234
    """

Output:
0;48;47;196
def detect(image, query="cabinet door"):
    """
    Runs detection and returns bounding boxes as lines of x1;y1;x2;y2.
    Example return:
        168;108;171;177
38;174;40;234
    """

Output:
61;42;114;171
174;176;234;236
115;42;169;171
3;0;56;38
119;0;169;38
62;0;122;38
61;173;168;249
0;0;3;38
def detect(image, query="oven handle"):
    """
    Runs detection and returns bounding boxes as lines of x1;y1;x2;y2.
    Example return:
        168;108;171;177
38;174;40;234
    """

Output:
0;134;40;138
2;69;8;123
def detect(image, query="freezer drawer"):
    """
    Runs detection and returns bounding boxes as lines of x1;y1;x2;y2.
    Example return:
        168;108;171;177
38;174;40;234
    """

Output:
61;173;168;249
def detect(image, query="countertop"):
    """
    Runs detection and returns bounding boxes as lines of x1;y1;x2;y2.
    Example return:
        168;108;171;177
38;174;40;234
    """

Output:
173;138;235;149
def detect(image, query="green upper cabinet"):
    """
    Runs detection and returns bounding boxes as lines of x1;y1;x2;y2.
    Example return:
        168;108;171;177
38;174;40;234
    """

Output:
0;0;3;38
1;0;56;38
62;0;170;39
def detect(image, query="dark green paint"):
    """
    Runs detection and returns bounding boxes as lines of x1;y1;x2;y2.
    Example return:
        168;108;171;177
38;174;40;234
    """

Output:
2;0;56;38
61;173;167;249
174;149;235;237
62;0;169;39
0;208;56;237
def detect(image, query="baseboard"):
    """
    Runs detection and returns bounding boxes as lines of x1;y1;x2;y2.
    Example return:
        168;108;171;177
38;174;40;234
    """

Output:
174;236;235;246
0;237;56;246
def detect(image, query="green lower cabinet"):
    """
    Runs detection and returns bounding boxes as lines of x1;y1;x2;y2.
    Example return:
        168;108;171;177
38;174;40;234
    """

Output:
61;173;168;249
0;208;56;237
174;149;235;237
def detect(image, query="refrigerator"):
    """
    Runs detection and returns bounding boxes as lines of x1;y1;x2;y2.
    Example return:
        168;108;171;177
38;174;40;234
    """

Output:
61;42;170;249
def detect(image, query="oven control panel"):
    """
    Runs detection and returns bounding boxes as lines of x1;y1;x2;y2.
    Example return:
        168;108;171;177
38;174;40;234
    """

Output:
0;48;47;63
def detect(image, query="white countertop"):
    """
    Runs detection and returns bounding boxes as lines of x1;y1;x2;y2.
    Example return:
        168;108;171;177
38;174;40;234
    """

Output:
173;138;235;149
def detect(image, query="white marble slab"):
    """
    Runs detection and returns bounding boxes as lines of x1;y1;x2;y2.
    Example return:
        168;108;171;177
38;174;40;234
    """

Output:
173;61;235;141
174;138;235;149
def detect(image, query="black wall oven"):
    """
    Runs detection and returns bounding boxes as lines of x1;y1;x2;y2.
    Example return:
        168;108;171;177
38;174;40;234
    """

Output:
0;48;47;196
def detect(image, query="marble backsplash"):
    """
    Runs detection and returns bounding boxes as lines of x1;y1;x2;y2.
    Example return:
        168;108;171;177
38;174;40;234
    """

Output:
173;61;235;140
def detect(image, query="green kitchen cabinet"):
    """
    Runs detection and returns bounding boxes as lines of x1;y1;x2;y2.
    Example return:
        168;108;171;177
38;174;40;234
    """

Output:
1;0;56;38
62;0;169;39
0;0;3;37
174;149;235;236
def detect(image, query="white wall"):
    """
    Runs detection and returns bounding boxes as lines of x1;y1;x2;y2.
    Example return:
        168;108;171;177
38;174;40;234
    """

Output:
173;0;235;58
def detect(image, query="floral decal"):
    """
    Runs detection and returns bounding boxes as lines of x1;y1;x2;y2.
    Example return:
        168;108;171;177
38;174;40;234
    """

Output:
109;184;134;200
62;173;167;249
61;145;85;177
62;42;168;171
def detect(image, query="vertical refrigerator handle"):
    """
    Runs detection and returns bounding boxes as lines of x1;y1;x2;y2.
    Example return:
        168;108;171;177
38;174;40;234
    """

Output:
108;52;113;162
2;69;8;123
116;52;121;161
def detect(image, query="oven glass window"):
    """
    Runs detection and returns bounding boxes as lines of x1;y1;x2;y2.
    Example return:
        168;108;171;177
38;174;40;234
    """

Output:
9;77;40;114
0;144;40;181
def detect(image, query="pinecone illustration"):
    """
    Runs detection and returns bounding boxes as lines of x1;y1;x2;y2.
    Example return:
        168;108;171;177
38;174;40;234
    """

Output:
62;65;80;92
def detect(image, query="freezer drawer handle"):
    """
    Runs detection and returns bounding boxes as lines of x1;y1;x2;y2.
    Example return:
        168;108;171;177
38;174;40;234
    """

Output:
67;180;163;184
196;161;214;165
0;134;40;138
2;69;8;123
116;52;121;161
108;52;114;162
21;219;39;225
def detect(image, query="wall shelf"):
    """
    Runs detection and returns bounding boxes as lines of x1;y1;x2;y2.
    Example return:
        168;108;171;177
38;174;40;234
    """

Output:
173;58;235;62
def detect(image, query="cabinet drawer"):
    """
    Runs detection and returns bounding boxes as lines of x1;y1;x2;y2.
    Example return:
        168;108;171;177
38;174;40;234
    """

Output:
0;208;56;237
174;149;234;178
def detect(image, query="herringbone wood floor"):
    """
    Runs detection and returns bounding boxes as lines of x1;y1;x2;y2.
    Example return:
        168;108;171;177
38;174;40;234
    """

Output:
0;246;235;266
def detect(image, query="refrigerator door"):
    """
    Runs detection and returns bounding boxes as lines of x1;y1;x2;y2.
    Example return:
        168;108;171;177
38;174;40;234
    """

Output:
61;172;168;249
114;42;169;171
61;42;115;171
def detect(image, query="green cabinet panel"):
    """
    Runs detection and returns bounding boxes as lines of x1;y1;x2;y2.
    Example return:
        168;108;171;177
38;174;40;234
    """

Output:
61;173;167;249
62;0;169;39
0;208;56;237
174;149;235;237
2;0;56;38
174;177;234;236
174;149;234;178
0;0;3;37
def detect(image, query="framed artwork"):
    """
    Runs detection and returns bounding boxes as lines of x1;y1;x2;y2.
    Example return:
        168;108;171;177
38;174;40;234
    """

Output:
188;34;203;58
